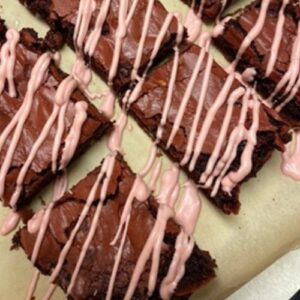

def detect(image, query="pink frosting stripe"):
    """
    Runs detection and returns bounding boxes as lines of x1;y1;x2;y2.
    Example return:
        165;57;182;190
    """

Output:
0;210;21;236
131;0;155;80
227;0;271;73
84;0;112;56
0;52;52;203
73;0;96;51
189;73;235;172
167;44;207;148
200;87;245;185
265;0;289;76
181;52;213;165
210;88;252;196
59;101;88;170
0;28;20;97
222;96;260;193
124;166;180;300
281;130;300;181
160;181;201;299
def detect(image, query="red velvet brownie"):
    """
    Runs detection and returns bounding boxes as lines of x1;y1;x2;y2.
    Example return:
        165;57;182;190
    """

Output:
0;22;111;210
213;0;300;127
13;154;216;299
126;44;290;214
20;0;182;92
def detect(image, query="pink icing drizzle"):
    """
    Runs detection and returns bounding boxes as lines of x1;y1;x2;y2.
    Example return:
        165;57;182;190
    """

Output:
124;166;180;299
0;28;20;97
281;130;300;181
227;0;271;73
0;53;52;203
160;181;201;299
0;211;21;236
59;101;88;170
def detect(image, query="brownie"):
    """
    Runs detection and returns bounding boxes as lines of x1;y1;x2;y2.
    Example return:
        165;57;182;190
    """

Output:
0;23;111;209
127;44;290;214
181;0;229;22
213;0;300;128
13;154;216;299
20;0;181;92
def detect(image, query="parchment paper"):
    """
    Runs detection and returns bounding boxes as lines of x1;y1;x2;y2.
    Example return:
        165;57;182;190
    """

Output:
0;1;299;299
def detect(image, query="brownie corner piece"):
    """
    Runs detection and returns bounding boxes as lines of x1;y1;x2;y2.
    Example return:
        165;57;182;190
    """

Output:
13;154;216;299
213;0;300;128
127;43;289;214
0;23;112;209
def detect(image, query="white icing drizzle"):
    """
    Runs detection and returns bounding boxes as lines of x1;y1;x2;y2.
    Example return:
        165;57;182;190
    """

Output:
0;28;20;97
0;210;21;236
281;130;300;180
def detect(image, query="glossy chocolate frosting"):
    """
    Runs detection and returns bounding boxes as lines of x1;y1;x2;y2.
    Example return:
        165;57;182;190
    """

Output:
20;0;180;92
214;0;300;127
0;25;111;208
129;44;290;214
14;155;216;299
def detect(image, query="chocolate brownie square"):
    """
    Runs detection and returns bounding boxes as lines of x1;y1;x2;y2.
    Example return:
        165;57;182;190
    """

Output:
126;44;290;214
13;154;216;299
20;0;182;92
214;0;300;127
0;22;111;209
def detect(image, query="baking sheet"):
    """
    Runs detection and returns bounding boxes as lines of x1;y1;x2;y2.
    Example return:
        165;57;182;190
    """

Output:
0;0;300;299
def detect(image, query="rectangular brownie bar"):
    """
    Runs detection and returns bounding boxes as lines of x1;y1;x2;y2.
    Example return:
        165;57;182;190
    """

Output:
13;154;216;299
213;0;300;128
126;44;290;214
20;0;181;92
0;22;111;209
